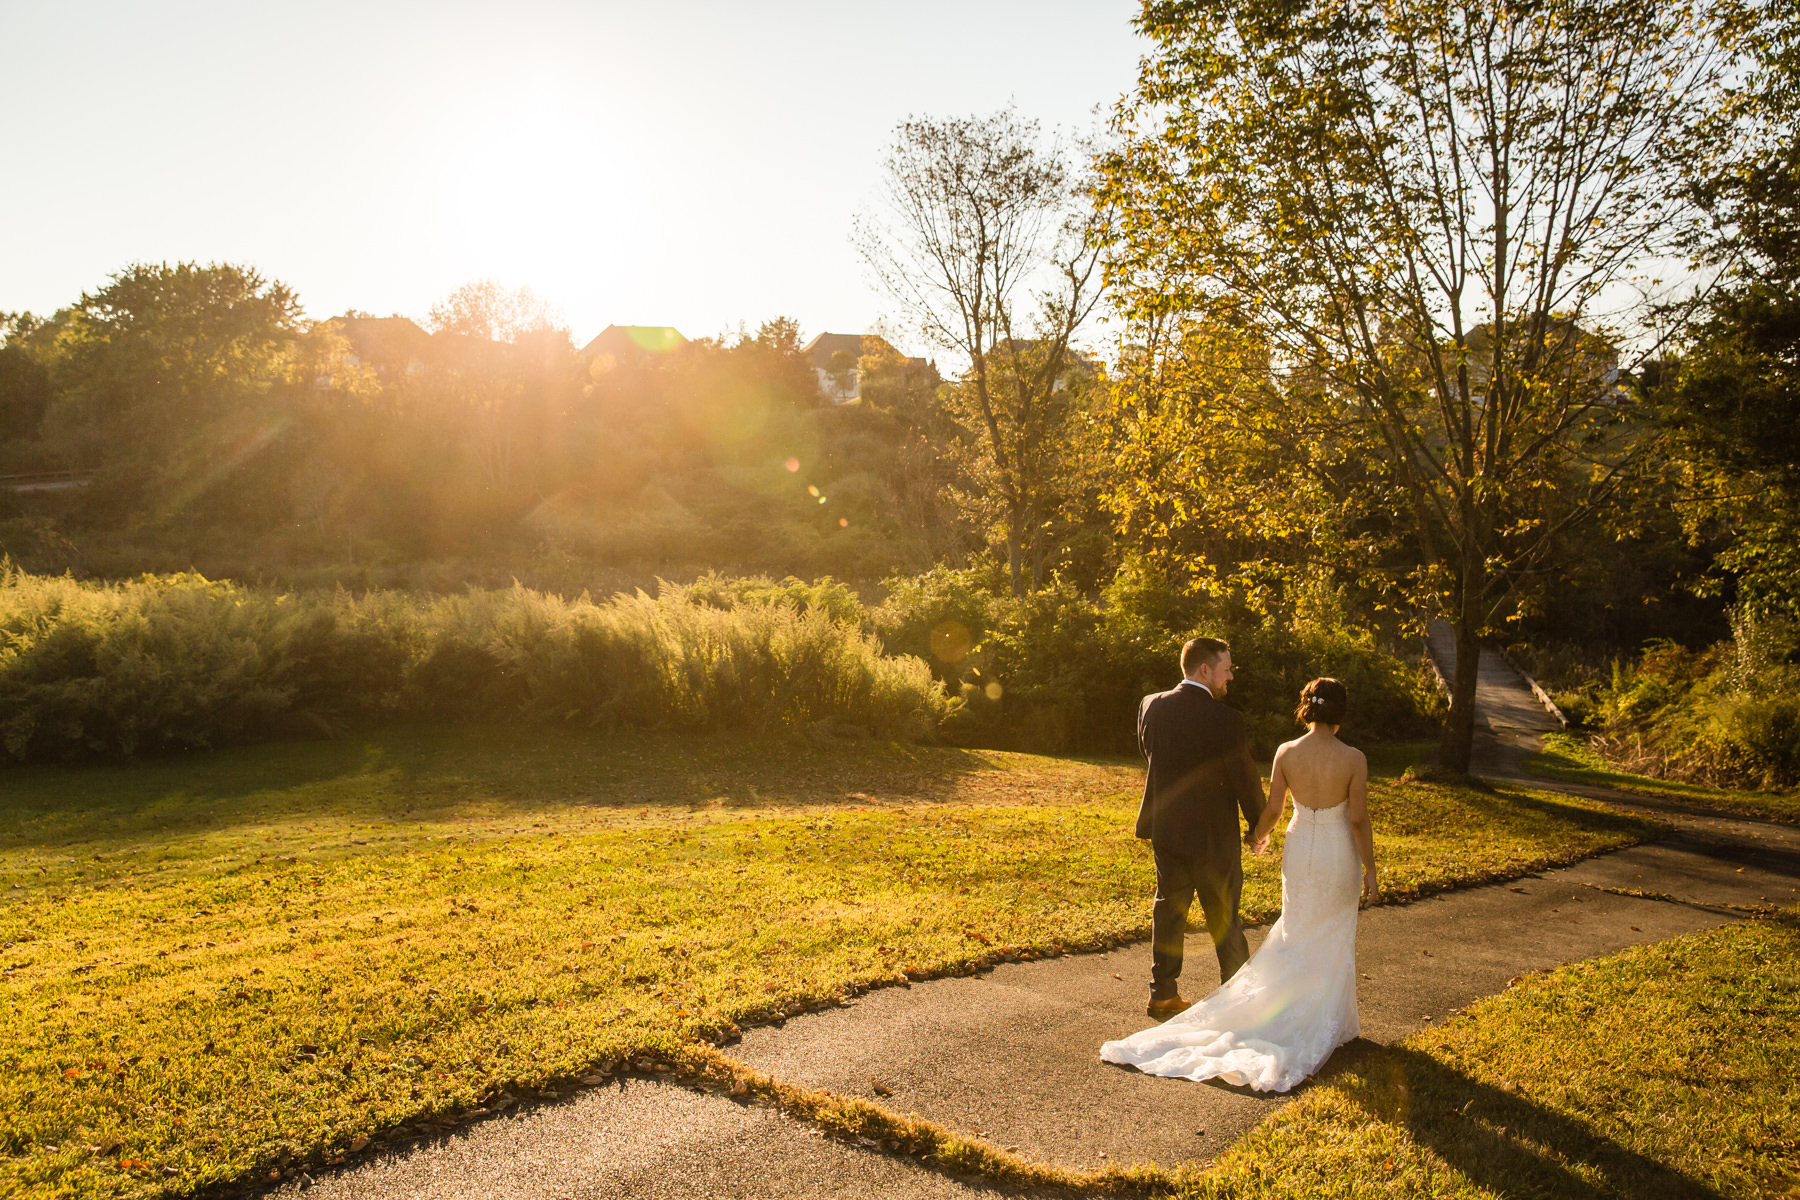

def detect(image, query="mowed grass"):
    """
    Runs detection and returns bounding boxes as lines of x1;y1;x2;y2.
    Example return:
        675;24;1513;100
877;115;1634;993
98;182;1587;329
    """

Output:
0;725;1655;1199
1183;906;1800;1199
1528;731;1800;824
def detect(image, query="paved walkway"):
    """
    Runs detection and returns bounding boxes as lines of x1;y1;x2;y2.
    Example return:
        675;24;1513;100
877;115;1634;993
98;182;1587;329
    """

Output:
1425;619;1564;770
298;651;1800;1199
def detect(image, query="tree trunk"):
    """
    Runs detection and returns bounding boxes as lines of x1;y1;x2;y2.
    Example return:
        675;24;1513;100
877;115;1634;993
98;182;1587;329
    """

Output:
1438;569;1483;772
1007;526;1024;597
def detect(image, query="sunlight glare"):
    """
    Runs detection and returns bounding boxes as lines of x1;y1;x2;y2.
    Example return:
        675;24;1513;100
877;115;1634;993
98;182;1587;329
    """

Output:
423;78;647;302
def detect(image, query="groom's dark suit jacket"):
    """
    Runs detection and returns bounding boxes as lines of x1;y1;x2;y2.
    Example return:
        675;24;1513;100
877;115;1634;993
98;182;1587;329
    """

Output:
1135;682;1264;864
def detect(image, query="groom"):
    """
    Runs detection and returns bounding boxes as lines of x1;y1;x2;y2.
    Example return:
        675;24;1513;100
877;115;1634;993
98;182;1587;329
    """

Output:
1135;637;1265;1020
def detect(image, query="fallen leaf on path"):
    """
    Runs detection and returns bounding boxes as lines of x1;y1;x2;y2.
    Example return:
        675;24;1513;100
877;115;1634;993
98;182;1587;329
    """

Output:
872;1077;893;1096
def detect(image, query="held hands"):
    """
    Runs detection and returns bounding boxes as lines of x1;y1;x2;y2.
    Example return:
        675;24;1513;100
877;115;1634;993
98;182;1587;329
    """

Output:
1247;829;1271;856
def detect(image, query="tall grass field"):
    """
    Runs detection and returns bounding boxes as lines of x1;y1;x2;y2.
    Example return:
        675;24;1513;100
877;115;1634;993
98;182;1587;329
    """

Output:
0;563;1439;762
0;566;950;761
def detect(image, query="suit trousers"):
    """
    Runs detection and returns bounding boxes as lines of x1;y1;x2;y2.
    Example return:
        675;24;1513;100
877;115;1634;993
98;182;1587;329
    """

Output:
1150;846;1249;1000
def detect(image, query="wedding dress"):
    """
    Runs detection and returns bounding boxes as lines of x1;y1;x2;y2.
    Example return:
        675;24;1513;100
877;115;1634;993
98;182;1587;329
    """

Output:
1100;800;1361;1093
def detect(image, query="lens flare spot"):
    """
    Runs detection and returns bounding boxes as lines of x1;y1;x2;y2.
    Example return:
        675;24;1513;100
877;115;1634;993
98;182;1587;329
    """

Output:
818;496;827;504
930;621;972;663
838;517;848;527
785;458;800;472
984;681;1004;701
807;485;820;497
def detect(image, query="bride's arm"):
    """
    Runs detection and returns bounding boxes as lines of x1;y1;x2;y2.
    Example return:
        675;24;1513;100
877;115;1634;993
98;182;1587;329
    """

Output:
1345;752;1377;904
1250;748;1288;854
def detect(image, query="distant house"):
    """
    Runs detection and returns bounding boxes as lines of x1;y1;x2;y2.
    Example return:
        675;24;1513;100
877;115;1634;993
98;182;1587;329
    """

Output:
1459;319;1630;409
578;325;688;372
802;332;921;404
990;338;1099;394
330;315;432;377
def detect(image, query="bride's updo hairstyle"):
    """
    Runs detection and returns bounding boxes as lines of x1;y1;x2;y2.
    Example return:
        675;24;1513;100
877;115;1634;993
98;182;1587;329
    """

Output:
1295;677;1348;727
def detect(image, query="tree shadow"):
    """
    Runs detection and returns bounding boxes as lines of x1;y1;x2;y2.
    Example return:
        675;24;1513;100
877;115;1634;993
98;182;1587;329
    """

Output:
1466;783;1655;837
1654;828;1800;876
1300;1039;1726;1199
0;722;1055;854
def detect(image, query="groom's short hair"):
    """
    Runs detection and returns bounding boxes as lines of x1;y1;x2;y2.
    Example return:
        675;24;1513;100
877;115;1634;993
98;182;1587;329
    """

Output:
1181;636;1231;675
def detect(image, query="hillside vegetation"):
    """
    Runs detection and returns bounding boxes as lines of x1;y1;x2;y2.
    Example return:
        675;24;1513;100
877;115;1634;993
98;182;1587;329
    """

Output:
0;563;1439;763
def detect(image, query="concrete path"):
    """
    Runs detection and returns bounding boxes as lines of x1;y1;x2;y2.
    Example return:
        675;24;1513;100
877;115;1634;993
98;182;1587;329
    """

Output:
728;827;1798;1175
295;1079;1010;1200
295;645;1800;1199
1425;619;1564;767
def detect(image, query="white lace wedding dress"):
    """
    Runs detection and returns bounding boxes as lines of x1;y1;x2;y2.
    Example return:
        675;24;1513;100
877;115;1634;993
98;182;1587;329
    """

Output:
1100;800;1361;1093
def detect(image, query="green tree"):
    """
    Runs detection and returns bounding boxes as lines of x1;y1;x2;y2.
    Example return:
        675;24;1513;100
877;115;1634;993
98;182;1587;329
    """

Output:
1660;3;1800;614
42;262;303;498
0;314;55;445
857;109;1109;595
417;281;578;501
426;280;564;343
1103;0;1744;769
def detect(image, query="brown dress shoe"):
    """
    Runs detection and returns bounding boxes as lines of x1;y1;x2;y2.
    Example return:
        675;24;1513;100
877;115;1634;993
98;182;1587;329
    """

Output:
1146;994;1193;1021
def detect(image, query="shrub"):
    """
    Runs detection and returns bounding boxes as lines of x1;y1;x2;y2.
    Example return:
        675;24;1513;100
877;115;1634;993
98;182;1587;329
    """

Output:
679;571;867;627
0;570;410;758
1503;641;1610;727
1594;610;1800;788
873;563;1440;755
0;558;1435;765
0;564;952;762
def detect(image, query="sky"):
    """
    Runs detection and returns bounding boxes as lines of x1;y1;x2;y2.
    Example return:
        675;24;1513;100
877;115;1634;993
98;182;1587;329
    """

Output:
0;0;1148;354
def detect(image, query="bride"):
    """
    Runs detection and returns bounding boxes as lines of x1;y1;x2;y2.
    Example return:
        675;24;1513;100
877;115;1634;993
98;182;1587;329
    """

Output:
1101;677;1378;1093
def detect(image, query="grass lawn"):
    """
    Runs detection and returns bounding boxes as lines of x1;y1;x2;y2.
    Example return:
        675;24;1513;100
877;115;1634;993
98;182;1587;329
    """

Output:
0;725;1656;1199
1527;731;1800;824
1183;905;1800;1199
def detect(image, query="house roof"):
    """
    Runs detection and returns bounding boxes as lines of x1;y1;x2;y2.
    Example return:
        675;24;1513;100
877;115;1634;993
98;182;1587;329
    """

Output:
579;325;688;360
803;332;897;368
331;315;432;365
802;332;930;373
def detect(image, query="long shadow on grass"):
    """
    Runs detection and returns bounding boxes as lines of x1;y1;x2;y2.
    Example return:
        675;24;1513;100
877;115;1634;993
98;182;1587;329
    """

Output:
1516;755;1800;826
1471;785;1654;836
1322;1040;1724;1199
0;723;1028;852
1647;828;1800;882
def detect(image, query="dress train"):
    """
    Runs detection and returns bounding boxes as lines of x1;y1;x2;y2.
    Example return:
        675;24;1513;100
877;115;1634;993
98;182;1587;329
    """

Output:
1100;802;1361;1093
